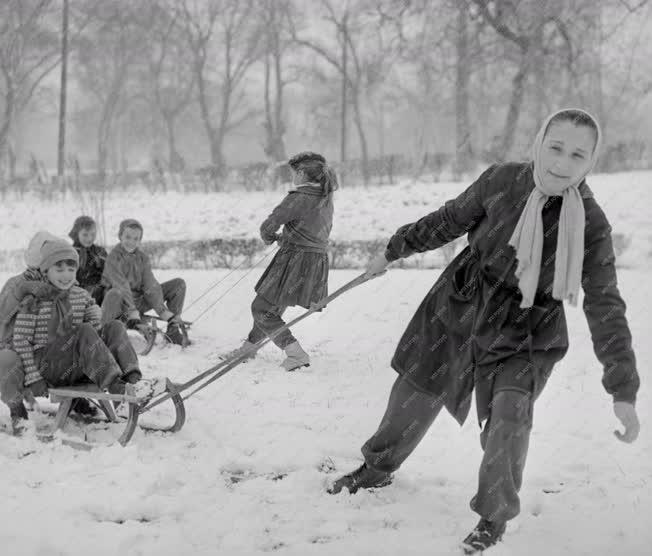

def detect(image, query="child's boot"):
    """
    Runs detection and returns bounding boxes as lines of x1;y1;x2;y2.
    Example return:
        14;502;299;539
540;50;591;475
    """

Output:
280;341;310;371
9;402;29;435
461;518;507;554
122;370;142;384
70;398;98;417
327;463;393;494
165;322;189;347
219;340;258;362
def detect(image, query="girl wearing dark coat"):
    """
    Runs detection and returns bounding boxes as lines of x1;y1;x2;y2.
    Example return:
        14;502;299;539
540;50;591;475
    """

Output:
69;216;108;305
222;152;337;371
328;109;640;554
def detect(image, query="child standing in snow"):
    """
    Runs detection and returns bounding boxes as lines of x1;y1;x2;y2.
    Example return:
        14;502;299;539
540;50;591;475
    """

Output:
5;239;141;432
101;219;188;346
223;151;337;371
69;215;108;305
328;109;640;553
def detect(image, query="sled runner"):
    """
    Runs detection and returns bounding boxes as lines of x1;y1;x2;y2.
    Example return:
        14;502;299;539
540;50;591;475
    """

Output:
46;377;186;447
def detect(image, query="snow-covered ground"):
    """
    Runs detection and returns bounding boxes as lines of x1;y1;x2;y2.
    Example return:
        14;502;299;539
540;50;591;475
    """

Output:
1;268;650;556
1;170;651;268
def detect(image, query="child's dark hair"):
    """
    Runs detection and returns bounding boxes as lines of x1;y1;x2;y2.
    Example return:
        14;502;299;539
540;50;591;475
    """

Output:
288;151;339;194
68;215;96;242
545;109;600;150
118;218;144;239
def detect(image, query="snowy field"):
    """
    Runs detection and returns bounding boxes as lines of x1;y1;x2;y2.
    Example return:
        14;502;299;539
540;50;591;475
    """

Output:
0;268;650;556
0;169;651;269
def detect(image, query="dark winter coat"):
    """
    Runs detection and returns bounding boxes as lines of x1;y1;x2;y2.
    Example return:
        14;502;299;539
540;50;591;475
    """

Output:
385;162;639;425
73;243;107;290
255;186;333;308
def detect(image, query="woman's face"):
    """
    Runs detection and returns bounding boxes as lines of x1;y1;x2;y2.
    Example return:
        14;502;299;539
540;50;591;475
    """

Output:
539;121;597;191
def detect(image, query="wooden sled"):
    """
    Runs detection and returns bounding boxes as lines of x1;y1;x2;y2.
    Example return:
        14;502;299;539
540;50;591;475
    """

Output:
47;378;186;447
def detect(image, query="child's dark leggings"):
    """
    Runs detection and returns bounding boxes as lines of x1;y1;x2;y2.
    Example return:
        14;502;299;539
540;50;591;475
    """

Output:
361;355;554;523
247;294;297;349
40;322;138;388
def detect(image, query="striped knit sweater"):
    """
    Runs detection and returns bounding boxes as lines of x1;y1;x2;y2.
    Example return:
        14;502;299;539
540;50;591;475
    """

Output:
12;286;100;386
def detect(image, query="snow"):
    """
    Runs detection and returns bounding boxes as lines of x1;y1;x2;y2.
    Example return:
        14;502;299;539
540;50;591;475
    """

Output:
1;267;650;556
1;170;651;268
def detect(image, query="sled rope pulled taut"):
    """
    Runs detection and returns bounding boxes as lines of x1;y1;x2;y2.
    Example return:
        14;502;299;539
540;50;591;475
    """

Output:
33;272;376;449
129;246;279;356
140;272;378;415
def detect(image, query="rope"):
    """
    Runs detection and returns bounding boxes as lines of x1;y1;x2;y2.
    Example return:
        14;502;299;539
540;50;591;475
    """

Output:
139;272;377;414
183;243;278;313
188;246;279;324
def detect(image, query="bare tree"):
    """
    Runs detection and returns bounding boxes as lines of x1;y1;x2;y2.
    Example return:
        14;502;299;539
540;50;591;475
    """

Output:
291;0;387;184
259;0;296;163
177;0;263;174
74;1;146;178
0;0;59;179
139;0;195;172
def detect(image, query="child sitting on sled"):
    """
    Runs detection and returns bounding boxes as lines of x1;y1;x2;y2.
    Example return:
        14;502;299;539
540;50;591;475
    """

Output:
327;109;640;554
69;215;108;305
101;219;188;346
1;232;61;420
5;239;142;433
222;151;337;371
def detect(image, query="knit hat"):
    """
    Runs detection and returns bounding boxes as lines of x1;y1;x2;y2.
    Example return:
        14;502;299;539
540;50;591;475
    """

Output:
118;218;143;239
68;215;96;242
24;231;61;268
39;240;79;273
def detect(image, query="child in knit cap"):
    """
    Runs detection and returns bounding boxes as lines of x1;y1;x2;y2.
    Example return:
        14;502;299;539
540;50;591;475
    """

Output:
4;239;141;433
69;215;108;305
0;231;62;419
101;219;188;346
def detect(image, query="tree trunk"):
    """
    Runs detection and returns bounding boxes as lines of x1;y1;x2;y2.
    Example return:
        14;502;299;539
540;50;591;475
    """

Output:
0;83;14;180
454;3;473;179
164;114;181;171
350;86;370;185
340;15;348;167
57;0;69;182
195;58;224;171
498;54;529;161
272;25;286;161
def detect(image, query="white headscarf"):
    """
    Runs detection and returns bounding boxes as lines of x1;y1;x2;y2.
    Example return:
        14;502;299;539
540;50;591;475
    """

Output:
508;108;602;308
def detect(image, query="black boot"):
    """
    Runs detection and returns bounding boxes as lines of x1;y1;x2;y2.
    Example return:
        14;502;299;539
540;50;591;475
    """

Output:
70;398;99;417
9;402;29;435
122;370;142;384
461;518;507;554
327;463;393;494
165;323;188;346
107;379;126;395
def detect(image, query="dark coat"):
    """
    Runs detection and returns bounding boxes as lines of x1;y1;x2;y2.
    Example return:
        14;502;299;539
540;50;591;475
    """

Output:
73;243;107;289
255;186;333;308
385;162;639;425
